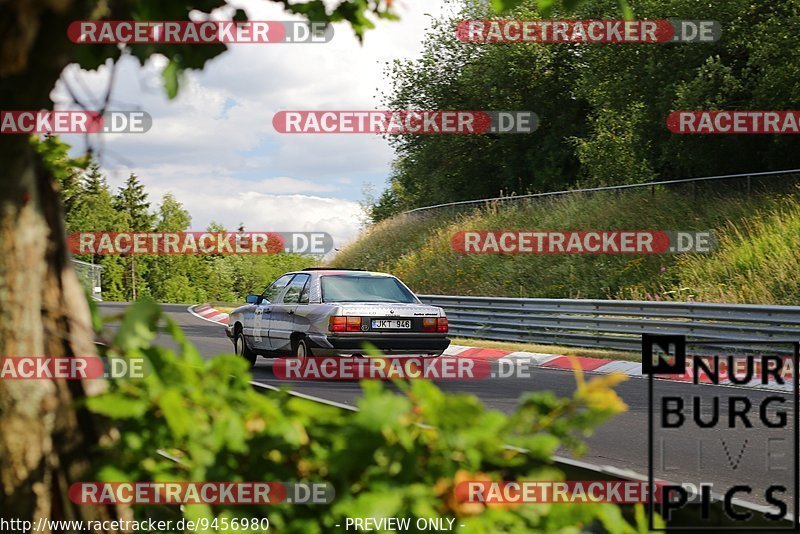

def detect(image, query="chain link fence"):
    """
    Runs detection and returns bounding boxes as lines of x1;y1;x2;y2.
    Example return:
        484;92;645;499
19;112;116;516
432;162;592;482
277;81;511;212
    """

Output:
71;259;103;301
402;169;800;217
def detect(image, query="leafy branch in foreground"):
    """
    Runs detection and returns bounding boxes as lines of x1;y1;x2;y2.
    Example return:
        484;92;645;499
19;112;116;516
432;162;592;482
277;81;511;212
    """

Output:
85;299;652;533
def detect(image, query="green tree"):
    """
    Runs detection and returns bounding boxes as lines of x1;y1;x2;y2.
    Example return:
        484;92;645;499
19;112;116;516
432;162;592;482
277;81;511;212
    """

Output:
156;192;191;232
114;173;155;231
33;136;85;216
112;174;155;300
379;0;588;215
375;0;800;217
68;163;120;230
62;163;130;301
148;194;202;303
0;1;399;524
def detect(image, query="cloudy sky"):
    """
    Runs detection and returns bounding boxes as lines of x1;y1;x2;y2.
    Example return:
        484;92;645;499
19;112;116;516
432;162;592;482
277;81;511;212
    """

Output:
54;0;450;248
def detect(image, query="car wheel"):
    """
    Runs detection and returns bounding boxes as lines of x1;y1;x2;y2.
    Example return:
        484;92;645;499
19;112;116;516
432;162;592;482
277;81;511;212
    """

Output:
235;329;257;367
295;337;312;366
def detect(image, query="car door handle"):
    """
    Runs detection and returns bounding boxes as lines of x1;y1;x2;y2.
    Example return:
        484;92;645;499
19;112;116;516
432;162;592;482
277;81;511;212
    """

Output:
288;310;294;315
264;309;271;314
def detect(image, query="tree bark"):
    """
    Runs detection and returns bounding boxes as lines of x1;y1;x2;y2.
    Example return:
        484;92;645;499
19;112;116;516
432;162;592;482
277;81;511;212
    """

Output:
0;1;118;530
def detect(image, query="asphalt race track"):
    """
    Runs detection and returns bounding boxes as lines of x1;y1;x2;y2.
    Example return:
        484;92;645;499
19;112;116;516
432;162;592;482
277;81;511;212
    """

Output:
100;302;798;512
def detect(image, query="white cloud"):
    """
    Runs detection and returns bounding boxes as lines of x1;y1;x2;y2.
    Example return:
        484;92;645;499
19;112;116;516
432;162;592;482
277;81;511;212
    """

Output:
52;0;447;244
184;190;366;248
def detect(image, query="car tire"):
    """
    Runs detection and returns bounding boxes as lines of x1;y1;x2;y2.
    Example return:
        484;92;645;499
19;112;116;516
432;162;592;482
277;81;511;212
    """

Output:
295;337;312;367
235;328;257;367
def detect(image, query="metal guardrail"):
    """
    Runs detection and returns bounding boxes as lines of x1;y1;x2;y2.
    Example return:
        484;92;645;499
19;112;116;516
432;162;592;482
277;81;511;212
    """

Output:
418;295;800;354
403;168;800;215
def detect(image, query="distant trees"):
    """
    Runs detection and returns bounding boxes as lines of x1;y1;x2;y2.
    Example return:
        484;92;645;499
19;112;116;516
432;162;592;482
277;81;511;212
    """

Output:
42;137;315;303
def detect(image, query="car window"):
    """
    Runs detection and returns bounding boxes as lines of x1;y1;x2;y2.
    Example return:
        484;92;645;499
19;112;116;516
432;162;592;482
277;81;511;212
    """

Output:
261;274;294;303
282;274;310;304
320;275;417;303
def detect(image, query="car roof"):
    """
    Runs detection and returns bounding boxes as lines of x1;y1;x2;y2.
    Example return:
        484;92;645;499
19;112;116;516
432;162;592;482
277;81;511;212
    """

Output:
290;269;393;277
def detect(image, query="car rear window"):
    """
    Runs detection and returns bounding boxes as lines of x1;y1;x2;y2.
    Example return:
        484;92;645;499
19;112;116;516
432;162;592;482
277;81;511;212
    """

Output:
320;275;417;303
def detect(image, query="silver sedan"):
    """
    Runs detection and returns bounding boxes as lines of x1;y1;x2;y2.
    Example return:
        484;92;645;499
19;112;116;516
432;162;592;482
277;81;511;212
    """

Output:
225;268;450;366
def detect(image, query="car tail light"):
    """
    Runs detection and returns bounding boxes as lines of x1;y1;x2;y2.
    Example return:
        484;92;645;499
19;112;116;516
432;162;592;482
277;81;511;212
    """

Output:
422;318;437;332
346;316;361;332
437;317;448;333
329;316;347;332
329;316;362;332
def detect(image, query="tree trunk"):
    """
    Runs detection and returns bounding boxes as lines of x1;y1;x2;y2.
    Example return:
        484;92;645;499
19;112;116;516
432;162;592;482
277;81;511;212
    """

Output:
0;2;118;530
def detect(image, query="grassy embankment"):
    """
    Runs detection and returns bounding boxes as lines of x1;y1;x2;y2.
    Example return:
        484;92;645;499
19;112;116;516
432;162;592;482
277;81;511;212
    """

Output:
333;187;800;305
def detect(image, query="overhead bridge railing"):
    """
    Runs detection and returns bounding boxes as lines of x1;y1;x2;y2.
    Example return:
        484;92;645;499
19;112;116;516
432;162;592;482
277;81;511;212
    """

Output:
418;295;800;355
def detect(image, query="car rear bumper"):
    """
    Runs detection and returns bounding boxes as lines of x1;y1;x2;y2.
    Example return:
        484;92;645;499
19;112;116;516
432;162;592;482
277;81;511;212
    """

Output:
308;334;450;356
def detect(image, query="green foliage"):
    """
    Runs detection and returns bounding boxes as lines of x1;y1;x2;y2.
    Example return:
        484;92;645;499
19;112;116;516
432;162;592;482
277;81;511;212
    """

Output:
336;188;799;303
381;0;587;213
573;104;656;186
374;0;800;218
85;299;645;532
491;0;633;17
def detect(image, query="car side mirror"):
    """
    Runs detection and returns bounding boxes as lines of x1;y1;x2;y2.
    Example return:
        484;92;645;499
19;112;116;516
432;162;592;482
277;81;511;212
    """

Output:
245;294;261;304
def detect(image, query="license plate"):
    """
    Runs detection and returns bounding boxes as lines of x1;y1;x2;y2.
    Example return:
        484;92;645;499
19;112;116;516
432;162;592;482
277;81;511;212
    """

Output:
371;319;411;330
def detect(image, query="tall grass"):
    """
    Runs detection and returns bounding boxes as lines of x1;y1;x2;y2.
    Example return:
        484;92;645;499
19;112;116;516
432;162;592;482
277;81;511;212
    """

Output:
663;198;800;304
334;188;800;304
333;211;456;271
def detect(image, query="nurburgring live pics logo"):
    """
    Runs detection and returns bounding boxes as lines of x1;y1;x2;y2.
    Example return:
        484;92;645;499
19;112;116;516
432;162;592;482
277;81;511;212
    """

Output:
643;334;799;530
